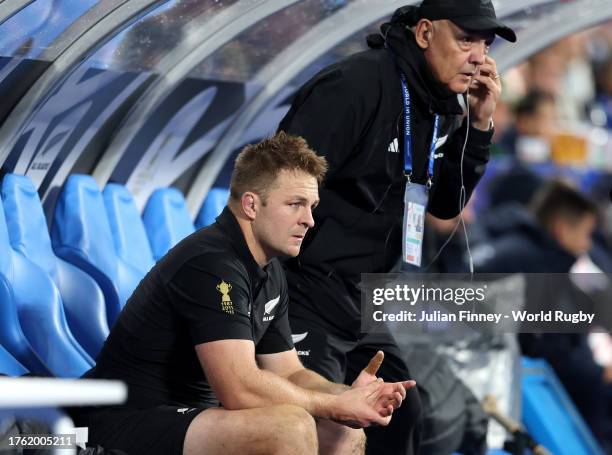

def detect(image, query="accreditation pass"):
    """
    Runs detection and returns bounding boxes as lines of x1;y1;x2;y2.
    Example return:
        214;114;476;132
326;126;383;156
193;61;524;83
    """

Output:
403;200;425;266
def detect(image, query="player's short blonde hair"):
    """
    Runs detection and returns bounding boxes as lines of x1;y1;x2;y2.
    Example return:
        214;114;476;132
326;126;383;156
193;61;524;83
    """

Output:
230;132;327;203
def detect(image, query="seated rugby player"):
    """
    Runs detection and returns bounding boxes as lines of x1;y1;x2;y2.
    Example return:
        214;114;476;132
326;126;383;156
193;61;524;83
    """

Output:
74;132;415;455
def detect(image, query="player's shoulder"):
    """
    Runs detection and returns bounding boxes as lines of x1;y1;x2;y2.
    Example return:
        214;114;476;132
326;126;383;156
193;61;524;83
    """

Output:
159;229;250;285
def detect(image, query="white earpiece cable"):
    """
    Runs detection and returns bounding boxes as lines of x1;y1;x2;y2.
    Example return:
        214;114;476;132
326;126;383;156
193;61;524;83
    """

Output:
426;85;474;277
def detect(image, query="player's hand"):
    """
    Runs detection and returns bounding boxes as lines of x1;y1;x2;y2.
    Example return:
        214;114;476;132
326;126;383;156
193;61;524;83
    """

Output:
468;55;502;131
330;379;392;428
352;350;385;388
352;351;416;415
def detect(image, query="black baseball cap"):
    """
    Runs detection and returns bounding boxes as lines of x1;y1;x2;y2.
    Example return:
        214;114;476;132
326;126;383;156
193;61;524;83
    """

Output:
392;0;517;43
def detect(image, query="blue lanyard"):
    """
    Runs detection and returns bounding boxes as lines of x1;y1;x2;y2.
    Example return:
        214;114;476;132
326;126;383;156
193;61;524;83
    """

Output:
400;72;440;184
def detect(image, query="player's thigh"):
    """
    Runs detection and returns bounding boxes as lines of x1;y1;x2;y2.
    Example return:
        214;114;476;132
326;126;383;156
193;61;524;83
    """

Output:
183;404;318;455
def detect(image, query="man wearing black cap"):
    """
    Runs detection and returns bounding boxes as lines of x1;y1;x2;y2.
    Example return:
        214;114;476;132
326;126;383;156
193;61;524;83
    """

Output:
278;1;516;454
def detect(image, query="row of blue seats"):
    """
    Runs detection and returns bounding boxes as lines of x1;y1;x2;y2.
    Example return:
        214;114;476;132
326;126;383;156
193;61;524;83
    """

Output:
0;173;229;378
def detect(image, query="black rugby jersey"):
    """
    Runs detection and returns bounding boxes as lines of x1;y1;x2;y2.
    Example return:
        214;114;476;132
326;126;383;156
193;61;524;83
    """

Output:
87;206;293;408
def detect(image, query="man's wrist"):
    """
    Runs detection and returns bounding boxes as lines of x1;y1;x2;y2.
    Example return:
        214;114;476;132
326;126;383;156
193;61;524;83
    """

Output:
289;368;350;395
311;392;337;419
471;117;494;131
331;382;351;395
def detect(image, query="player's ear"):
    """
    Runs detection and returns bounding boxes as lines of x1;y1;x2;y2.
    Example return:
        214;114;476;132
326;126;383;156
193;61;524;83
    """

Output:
241;192;257;220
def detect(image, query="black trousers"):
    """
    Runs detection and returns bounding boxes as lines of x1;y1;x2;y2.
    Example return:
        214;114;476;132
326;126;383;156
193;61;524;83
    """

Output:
286;266;423;455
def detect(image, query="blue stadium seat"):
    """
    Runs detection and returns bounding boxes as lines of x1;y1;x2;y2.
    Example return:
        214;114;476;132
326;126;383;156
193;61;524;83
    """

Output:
2;174;109;358
103;183;155;277
522;357;605;455
143;188;195;260
0;271;48;375
0;191;92;377
0;344;27;376
51;175;142;327
195;187;230;229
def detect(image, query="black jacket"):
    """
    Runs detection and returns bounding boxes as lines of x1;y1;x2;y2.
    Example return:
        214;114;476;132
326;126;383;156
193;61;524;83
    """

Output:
472;204;577;273
280;23;492;282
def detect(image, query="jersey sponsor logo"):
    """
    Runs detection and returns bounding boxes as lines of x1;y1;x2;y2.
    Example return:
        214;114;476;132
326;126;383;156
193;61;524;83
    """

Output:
263;295;280;321
291;332;309;344
216;280;234;314
387;138;399;153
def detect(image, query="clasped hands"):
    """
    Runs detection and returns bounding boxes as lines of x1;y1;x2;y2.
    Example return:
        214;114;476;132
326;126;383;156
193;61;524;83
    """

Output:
331;351;416;428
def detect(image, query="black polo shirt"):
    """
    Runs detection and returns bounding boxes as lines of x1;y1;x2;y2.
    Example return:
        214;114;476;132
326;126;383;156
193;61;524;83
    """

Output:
88;207;293;408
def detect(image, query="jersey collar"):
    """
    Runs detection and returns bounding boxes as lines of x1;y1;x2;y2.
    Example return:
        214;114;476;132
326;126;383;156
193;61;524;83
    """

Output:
216;206;268;282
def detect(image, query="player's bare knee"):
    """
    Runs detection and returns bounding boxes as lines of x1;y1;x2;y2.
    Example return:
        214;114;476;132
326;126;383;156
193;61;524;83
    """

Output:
273;405;318;452
279;404;317;434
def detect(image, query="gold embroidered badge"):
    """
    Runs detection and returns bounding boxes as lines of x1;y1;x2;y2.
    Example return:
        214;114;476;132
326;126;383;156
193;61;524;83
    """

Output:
216;280;234;314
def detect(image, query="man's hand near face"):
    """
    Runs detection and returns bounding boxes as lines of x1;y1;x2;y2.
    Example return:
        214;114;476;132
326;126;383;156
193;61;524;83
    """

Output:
469;55;502;130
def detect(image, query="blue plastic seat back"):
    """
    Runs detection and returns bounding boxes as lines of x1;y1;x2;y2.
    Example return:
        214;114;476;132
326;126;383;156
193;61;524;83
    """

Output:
1;174;57;281
51;174;122;325
2;174;108;358
0;344;27;376
143;188;195;260
0;195;49;375
9;251;93;377
103;183;155;275
0;193;92;377
522;357;605;455
0;190;11;276
102;183;155;314
195;188;230;229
